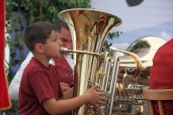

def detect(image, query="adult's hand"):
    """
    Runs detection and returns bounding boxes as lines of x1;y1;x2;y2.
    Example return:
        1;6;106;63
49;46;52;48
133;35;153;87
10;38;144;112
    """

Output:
60;82;70;92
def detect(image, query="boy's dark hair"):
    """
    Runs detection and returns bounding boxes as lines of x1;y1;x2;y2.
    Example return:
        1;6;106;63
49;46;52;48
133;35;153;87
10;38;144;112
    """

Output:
24;22;57;52
54;18;70;32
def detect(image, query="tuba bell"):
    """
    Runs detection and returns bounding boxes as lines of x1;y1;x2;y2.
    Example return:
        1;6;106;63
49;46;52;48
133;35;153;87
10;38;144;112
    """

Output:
58;8;143;115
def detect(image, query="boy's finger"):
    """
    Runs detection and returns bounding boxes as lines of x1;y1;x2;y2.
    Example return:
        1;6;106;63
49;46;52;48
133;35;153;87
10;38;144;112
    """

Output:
99;92;106;96
98;100;106;105
95;104;101;111
91;85;97;90
99;96;107;101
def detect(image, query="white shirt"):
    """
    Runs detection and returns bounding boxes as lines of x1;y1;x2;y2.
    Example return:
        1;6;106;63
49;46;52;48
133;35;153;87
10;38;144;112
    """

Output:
8;52;73;100
64;53;74;71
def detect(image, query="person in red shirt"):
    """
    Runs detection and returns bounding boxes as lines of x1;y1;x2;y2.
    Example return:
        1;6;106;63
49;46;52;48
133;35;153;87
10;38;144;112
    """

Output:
53;18;74;87
9;18;74;101
150;38;173;115
18;22;106;115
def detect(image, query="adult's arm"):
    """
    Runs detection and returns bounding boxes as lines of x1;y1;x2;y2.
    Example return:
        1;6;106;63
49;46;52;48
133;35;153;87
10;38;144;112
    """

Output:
8;52;33;100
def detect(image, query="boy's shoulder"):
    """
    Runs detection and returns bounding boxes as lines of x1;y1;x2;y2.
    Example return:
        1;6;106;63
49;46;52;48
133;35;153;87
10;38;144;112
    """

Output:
25;58;56;74
24;58;46;75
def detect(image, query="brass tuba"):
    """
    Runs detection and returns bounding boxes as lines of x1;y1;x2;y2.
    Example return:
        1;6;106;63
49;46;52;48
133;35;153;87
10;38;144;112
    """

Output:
58;8;143;115
110;36;166;115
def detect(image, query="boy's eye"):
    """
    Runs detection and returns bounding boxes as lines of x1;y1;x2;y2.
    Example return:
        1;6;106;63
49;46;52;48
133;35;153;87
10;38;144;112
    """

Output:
54;37;58;41
61;38;68;42
62;40;68;42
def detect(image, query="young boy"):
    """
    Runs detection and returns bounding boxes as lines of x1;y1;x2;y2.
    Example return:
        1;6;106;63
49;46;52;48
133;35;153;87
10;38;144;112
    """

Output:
9;18;74;101
18;22;106;115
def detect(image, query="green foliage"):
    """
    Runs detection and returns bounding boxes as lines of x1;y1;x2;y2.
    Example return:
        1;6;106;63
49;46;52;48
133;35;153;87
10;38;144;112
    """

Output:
102;31;122;57
103;31;122;52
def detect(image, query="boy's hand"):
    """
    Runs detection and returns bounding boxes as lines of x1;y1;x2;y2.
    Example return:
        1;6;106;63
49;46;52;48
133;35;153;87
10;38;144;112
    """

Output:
85;85;107;111
60;82;70;92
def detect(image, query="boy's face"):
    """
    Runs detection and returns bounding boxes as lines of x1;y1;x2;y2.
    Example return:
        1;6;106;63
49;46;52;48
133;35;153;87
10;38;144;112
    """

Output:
58;27;72;49
42;30;63;58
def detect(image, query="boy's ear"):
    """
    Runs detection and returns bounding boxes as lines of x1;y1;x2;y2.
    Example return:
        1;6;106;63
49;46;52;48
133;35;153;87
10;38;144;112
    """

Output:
35;43;44;53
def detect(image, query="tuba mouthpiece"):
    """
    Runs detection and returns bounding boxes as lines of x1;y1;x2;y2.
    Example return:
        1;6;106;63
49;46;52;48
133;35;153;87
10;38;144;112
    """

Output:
60;47;72;54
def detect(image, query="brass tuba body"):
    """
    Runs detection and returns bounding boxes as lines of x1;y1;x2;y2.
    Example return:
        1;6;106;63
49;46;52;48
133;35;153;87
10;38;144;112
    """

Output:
58;8;144;115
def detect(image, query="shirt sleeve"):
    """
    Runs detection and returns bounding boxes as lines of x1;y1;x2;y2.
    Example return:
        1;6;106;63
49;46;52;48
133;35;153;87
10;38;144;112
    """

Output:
8;52;33;100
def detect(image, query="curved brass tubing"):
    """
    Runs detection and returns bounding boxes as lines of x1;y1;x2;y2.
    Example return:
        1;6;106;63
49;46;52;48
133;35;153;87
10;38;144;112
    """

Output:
60;47;103;70
112;49;143;78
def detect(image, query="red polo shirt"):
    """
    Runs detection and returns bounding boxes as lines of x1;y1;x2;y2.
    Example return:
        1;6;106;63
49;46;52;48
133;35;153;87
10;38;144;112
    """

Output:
150;38;173;115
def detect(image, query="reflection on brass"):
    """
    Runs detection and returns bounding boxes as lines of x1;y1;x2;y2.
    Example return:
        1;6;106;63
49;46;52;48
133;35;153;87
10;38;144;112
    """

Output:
58;8;160;115
111;36;166;115
125;36;166;86
59;8;122;115
108;48;145;115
